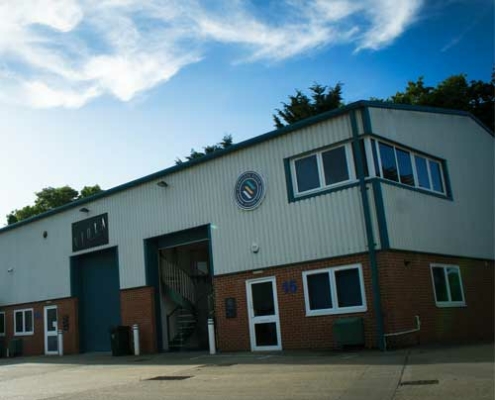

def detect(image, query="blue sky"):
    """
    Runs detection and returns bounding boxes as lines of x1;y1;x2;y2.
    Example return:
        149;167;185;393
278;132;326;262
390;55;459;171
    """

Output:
0;0;492;225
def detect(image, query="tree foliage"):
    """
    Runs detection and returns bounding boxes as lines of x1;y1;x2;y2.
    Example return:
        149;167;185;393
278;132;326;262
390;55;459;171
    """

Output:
388;74;494;131
273;74;494;132
6;184;103;225
273;83;344;129
175;134;234;164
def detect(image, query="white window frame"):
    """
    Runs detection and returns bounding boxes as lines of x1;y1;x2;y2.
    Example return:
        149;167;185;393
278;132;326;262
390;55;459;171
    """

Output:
14;308;34;336
0;311;5;336
370;138;447;195
302;264;367;317
430;264;466;308
291;143;357;197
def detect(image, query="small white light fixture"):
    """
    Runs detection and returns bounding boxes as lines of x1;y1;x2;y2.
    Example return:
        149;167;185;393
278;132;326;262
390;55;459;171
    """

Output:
156;180;168;188
251;243;259;253
7;267;14;273
79;207;90;213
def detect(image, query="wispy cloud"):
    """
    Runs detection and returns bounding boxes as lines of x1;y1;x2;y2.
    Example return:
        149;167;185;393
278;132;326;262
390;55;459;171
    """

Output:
0;0;424;108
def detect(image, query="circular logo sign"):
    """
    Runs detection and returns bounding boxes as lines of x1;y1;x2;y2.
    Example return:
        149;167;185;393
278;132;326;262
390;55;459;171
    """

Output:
234;171;266;210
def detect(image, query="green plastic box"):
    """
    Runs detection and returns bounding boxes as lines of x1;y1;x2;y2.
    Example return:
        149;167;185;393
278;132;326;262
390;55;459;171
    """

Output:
333;317;364;347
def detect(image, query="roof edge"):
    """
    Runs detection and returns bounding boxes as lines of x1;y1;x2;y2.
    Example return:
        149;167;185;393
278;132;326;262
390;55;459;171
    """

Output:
1;100;491;234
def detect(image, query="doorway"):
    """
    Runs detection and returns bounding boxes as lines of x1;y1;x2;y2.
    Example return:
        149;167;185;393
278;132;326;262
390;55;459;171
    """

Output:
44;305;58;355
246;277;282;351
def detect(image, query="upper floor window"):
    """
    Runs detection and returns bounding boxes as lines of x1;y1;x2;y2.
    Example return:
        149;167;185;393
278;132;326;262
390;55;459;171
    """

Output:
371;139;446;195
291;144;356;196
430;264;465;307
0;312;5;336
14;309;34;336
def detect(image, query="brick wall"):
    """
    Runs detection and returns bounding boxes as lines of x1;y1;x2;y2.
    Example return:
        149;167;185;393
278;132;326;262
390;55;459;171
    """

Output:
214;251;494;352
378;251;494;347
214;253;378;352
120;286;157;354
0;297;78;356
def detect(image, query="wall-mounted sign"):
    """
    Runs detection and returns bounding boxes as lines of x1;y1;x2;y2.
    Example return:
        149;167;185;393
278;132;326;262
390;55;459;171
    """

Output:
225;297;237;318
234;171;266;210
72;213;109;252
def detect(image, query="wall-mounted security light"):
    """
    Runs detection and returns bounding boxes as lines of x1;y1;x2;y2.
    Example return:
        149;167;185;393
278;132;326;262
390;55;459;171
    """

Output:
156;181;168;188
79;207;90;213
7;267;13;273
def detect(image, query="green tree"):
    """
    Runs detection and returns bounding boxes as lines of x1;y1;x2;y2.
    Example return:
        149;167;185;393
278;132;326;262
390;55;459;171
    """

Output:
273;83;344;128
175;134;234;164
388;74;494;131
6;185;103;225
80;185;103;198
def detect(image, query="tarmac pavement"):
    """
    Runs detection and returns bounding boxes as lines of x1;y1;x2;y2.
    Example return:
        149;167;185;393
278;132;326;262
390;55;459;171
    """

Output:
0;343;492;400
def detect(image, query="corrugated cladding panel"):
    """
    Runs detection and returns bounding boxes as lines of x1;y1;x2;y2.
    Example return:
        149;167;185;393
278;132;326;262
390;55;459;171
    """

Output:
370;107;494;259
0;113;369;305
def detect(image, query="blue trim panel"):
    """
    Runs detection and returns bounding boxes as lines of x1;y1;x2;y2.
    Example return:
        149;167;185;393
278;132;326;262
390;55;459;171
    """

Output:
361;107;372;134
144;238;163;352
2;100;488;235
371;180;389;249
350;110;385;350
207;224;215;277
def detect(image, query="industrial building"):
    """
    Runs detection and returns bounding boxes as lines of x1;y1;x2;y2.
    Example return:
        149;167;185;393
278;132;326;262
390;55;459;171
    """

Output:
0;101;493;356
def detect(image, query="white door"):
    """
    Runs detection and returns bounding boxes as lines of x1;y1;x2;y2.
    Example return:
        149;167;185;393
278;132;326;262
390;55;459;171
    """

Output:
44;306;58;355
246;277;282;351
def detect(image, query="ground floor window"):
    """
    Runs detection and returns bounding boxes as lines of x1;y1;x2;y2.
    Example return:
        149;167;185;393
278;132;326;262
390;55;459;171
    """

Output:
302;264;367;316
14;309;34;336
0;312;5;336
430;264;466;307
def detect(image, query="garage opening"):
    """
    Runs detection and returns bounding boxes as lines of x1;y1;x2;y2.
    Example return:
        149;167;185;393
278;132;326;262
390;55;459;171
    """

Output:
145;225;213;352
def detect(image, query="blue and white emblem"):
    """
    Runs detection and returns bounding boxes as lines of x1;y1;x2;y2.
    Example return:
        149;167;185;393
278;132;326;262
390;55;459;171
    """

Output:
234;171;266;210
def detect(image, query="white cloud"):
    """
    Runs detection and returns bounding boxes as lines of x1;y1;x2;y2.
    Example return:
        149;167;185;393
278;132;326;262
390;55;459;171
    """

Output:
0;0;424;108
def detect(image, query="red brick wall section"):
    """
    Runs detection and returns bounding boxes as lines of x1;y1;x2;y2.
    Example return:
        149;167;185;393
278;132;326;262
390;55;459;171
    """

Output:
120;286;157;354
214;254;378;352
0;297;78;356
378;251;494;347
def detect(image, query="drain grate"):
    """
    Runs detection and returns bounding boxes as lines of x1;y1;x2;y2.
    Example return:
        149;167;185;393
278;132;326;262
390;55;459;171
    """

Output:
401;380;439;386
146;376;192;381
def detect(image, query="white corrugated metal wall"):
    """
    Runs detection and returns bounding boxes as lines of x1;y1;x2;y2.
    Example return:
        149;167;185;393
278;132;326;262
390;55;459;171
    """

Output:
369;108;495;259
0;113;375;305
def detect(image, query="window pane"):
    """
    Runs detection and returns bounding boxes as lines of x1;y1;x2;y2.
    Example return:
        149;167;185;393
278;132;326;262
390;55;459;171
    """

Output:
47;336;59;352
322;146;349;185
415;156;431;189
447;268;463;302
254;323;278;347
295;155;320;192
0;313;4;334
335;268;363;308
379;143;398;181
371;140;380;177
307;273;332;310
15;312;23;333
396;149;414;186
432;267;448;302
24;311;33;332
252;282;275;317
429;160;444;193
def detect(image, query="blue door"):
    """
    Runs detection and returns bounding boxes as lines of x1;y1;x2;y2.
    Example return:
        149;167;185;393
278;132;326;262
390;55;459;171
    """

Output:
72;248;121;352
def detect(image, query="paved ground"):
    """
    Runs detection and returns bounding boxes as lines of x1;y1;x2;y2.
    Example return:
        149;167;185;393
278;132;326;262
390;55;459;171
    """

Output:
0;343;493;400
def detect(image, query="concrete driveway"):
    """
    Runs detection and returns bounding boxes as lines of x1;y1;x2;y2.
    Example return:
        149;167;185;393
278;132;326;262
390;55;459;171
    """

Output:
0;343;492;400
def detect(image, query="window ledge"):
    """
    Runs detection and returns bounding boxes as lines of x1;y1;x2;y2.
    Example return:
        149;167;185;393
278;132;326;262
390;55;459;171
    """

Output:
306;306;367;317
435;302;466;308
14;332;34;336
